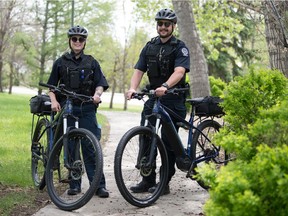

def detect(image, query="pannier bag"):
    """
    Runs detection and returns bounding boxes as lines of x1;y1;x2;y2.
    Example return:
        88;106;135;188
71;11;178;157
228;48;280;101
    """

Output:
195;96;224;117
30;94;51;115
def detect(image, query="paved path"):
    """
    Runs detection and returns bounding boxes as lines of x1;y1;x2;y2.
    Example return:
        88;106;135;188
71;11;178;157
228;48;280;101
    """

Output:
34;110;209;216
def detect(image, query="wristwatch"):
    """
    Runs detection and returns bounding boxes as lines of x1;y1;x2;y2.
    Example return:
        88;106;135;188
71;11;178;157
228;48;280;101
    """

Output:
161;82;169;89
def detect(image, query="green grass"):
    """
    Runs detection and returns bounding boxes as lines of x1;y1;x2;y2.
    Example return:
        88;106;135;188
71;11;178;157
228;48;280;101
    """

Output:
0;93;33;187
0;92;142;215
0;93;142;187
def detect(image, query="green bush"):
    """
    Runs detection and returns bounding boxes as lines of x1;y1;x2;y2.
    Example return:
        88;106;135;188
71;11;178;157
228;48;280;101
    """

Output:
221;68;287;133
204;145;288;216
209;76;227;97
201;69;288;215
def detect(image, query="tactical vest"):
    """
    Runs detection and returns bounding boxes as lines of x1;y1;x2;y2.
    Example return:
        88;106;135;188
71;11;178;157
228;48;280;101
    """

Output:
60;53;95;96
145;36;185;89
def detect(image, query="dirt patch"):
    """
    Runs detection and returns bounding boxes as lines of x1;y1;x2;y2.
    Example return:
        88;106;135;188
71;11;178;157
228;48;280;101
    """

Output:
0;184;50;216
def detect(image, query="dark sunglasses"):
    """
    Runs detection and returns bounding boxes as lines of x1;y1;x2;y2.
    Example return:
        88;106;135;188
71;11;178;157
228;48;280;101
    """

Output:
71;36;86;43
157;21;173;28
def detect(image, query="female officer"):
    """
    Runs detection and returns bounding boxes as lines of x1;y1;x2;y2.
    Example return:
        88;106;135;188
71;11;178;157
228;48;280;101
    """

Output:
47;25;109;198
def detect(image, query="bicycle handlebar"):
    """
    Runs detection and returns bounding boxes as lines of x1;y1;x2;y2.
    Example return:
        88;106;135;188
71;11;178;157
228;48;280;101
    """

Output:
39;82;93;103
132;87;190;100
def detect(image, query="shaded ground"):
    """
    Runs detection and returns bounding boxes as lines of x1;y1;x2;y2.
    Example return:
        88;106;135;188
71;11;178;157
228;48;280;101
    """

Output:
0;184;50;216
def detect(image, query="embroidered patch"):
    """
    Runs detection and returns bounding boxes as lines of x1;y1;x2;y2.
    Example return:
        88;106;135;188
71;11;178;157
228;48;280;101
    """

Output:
181;48;189;57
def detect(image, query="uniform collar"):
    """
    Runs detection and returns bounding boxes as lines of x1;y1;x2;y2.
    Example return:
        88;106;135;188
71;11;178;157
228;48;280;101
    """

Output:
70;50;84;60
155;35;175;45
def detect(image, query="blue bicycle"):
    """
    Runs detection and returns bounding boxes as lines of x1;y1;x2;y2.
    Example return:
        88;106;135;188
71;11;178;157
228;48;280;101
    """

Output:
114;87;228;207
30;83;103;211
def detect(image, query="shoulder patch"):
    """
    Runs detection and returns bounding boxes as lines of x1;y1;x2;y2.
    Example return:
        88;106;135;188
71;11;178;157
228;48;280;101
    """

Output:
181;48;189;57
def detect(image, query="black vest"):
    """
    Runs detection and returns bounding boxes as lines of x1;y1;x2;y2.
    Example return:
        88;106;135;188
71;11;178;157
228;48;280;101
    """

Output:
60;53;95;95
145;37;185;89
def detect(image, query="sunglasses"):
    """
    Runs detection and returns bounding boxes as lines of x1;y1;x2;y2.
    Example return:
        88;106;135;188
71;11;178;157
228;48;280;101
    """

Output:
157;21;173;28
71;36;86;43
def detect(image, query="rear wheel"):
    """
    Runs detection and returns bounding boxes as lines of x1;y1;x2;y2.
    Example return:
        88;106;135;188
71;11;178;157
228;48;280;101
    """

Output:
45;128;103;211
191;120;227;189
31;117;49;190
114;126;168;208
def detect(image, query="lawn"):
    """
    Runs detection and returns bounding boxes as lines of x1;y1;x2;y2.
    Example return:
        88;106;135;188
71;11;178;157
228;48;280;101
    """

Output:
0;92;141;215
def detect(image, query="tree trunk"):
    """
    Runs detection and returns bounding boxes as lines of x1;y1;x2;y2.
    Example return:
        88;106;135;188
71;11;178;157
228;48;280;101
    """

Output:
172;0;210;98
263;1;288;78
0;0;16;92
38;0;50;95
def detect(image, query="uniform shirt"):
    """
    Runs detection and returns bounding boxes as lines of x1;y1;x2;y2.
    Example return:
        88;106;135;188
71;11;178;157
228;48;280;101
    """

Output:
135;36;190;75
48;51;109;94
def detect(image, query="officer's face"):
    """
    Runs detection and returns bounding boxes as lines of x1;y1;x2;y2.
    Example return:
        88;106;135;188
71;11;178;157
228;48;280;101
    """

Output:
156;20;174;38
70;35;86;54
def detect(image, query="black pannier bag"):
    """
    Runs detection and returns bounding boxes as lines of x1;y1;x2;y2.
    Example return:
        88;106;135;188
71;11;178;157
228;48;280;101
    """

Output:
195;96;224;117
30;94;51;115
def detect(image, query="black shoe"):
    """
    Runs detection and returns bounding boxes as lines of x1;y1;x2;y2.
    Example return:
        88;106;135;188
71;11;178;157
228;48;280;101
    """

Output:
67;188;81;195
96;188;109;198
148;184;170;195
130;181;155;193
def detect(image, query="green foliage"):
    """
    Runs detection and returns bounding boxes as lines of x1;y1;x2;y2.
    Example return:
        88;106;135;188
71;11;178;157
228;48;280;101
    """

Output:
222;68;287;133
193;0;258;81
209;76;227;97
0;93;110;187
204;145;288;216
200;68;288;215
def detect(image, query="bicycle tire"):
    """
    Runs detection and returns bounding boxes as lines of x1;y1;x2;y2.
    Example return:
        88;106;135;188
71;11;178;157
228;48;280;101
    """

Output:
45;128;103;211
31;117;49;190
191;120;227;189
114;126;169;208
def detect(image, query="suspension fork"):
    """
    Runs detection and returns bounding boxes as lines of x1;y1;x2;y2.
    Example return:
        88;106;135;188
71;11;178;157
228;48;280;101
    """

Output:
136;115;161;169
63;113;79;169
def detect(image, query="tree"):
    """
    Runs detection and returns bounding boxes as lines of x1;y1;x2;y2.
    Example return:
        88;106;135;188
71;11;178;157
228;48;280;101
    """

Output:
173;0;210;97
262;0;288;77
229;0;288;77
0;0;17;92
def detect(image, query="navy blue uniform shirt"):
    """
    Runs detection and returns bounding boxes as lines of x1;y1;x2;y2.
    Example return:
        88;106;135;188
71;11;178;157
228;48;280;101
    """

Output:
134;36;190;74
48;51;109;93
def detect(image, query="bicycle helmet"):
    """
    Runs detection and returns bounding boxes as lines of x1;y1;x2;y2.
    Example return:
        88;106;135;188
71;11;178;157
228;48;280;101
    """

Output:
155;9;177;24
67;25;88;38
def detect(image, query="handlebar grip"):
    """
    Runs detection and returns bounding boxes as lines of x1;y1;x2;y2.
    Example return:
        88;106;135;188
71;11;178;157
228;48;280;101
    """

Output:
39;82;55;89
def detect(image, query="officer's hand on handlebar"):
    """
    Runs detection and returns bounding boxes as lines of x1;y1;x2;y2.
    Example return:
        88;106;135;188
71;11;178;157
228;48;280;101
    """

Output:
51;100;61;112
126;89;136;100
155;86;167;97
92;94;101;104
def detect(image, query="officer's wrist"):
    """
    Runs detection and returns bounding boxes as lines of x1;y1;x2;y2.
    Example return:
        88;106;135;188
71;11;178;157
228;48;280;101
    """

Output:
95;92;101;97
161;82;169;89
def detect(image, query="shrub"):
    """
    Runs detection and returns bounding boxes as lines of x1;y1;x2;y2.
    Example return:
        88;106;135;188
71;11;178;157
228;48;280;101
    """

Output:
204;145;288;216
201;69;288;215
209;76;227;97
221;68;287;133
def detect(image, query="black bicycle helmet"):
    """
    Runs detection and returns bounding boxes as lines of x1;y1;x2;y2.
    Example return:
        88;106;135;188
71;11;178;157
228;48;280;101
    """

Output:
67;25;88;38
155;9;177;24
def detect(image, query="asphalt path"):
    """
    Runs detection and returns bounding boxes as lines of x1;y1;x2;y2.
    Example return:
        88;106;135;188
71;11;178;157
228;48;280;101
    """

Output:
33;110;209;216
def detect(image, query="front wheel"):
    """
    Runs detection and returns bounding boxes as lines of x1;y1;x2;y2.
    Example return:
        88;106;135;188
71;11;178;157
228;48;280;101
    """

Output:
114;126;168;208
45;128;103;211
191;120;228;189
31;117;49;190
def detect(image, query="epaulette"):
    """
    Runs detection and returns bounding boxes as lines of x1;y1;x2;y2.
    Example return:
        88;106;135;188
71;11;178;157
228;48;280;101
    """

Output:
62;52;71;60
150;36;159;44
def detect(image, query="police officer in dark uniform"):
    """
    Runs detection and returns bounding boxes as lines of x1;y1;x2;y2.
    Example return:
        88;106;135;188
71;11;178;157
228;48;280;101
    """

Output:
47;25;109;198
126;9;190;195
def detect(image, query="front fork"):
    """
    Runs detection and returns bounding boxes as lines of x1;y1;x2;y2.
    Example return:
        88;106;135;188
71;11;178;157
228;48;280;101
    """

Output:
136;116;161;173
62;114;81;179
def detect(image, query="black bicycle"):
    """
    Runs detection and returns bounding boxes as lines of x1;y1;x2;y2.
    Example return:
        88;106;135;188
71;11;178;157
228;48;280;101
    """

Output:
30;82;103;211
114;87;229;207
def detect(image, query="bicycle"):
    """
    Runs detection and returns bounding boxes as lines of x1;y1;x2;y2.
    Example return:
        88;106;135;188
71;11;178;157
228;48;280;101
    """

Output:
114;87;229;207
30;82;103;211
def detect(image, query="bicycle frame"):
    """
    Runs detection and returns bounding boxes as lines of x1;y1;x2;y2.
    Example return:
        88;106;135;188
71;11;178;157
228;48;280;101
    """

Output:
32;98;80;171
143;95;221;172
